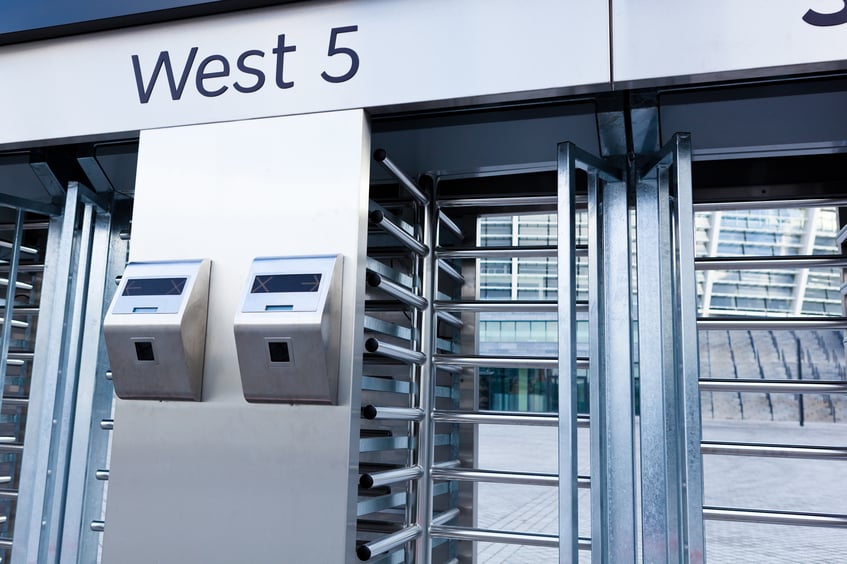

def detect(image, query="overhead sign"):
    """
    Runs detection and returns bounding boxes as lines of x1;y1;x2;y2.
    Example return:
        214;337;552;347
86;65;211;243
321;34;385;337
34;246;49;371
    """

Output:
613;0;847;85
0;0;611;146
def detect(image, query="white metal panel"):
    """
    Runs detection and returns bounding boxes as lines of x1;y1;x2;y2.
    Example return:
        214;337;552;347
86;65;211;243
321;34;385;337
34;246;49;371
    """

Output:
100;110;369;563
614;0;847;84
0;0;610;146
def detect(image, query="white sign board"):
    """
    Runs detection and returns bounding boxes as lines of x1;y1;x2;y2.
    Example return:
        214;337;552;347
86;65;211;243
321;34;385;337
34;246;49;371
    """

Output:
614;0;847;84
0;0;611;146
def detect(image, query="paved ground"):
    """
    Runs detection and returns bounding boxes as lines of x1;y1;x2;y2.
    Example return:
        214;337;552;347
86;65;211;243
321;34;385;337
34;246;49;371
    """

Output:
476;420;847;563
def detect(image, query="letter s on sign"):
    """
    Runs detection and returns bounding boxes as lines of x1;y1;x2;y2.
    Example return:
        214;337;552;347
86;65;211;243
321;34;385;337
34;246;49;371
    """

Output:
321;26;360;83
804;1;847;26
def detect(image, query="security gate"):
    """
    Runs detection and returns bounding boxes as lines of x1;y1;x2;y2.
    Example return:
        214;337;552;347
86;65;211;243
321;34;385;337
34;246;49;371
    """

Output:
356;134;705;562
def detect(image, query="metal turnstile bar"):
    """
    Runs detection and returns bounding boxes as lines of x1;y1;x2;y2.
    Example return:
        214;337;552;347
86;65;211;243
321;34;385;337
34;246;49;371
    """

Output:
437;246;561;259
373;149;429;206
694;197;847;212
703;506;847;528
0;490;17;499
432;508;460;527
700;379;847;394
698;317;847;330
435;311;463;329
360;466;423;489
701;441;847;460
364;316;415;342
367;257;414;288
438;195;582;209
431;467;557;487
361;376;414;395
432;409;590;428
357;492;408;516
95;470;109;481
356;524;422;561
365;338;426;365
359;436;411;453
429;525;560;548
89;521;105;533
0;278;33;291
437;211;464;241
436;259;464;283
0;240;37;254
366;271;427;309
99;419;114;431
695;255;847;270
0;318;28;328
362;405;424;421
369;210;429;257
0;444;23;454
434;299;587;314
433;355;557;369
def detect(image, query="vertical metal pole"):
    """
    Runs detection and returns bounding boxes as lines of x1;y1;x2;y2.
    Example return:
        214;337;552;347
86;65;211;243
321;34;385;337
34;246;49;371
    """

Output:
415;197;435;563
0;209;25;409
588;167;606;563
601;178;637;563
556;143;578;564
637;173;681;564
59;210;114;563
43;200;95;562
670;133;706;563
12;185;79;564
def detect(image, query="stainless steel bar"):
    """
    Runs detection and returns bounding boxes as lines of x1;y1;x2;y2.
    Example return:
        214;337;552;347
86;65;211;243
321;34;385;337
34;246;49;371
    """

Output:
431;467;557;487
636;173;679;564
366;271;428;310
95;470;109;481
431;508;460;527
695;255;847;270
369;210;429;257
362;405;424;421
415;194;435;562
361;376;413;395
438;211;464;240
99;419;114;431
7;352;33;361
360;466;423;489
433;355;557;369
1;397;27;406
670;133;706;562
0;278;32;291
703;506;847;528
431;409;591;428
0;444;23;453
0;222;50;231
367;257;414;289
699;379;847;394
0;209;24;418
356;524;422;561
694;197;847;212
357;492;408;517
89;521;105;533
0;264;44;274
429;525;558;548
0;318;28;329
433;459;460;469
698;317;847;330
373;149;429;206
0;490;18;499
434;300;560;313
437;195;563;209
365;338;426;365
0;239;37;254
364;316;414;342
436;259;464;283
701;441;847;460
359;436;411;453
436;311;463;329
437;246;560;259
104;370;113;381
